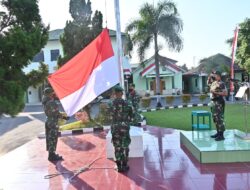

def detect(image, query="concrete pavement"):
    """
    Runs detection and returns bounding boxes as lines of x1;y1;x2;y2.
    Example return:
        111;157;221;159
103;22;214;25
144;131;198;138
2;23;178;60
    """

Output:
0;106;45;156
0;104;96;156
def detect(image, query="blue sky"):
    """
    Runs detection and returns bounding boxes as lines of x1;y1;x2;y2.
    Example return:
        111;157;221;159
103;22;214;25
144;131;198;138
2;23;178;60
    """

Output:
38;0;250;68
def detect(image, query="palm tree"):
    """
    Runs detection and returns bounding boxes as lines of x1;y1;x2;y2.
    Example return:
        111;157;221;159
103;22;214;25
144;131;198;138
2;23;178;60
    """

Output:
126;0;183;107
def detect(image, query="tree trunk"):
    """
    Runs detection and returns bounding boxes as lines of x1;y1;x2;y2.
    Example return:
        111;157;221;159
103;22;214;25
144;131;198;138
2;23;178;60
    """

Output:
154;33;162;107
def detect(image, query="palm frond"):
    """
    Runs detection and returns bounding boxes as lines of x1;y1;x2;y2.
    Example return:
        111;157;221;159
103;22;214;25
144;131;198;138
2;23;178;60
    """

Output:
158;14;183;52
139;3;154;20
166;32;183;52
126;19;142;33
137;35;153;61
157;0;177;15
159;14;183;33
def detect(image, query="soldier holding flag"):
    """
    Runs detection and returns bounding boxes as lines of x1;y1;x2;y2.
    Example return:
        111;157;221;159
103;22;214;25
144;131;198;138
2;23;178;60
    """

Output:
42;87;69;161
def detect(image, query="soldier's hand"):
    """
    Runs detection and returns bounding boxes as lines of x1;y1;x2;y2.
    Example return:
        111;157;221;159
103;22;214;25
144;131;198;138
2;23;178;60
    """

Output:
63;116;70;120
75;111;89;122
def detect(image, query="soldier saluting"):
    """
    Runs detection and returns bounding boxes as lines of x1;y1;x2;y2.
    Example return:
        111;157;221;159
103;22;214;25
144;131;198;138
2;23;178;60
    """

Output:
209;71;228;141
42;87;69;161
109;85;133;172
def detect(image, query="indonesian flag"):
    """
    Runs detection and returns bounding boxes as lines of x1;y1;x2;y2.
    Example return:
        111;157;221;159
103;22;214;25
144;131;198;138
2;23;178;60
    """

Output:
230;27;239;93
48;29;119;116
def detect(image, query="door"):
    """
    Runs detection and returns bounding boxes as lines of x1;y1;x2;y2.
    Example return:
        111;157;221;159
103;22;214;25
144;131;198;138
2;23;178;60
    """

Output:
150;79;164;95
160;80;165;94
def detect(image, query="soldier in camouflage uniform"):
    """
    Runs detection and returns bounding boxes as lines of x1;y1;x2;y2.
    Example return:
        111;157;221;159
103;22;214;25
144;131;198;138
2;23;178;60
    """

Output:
42;87;69;161
109;85;133;172
209;71;228;141
128;84;142;126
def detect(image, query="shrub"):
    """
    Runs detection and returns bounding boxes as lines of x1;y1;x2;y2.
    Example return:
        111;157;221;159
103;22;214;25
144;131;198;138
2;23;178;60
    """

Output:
59;120;97;131
141;97;151;108
199;94;207;103
165;96;175;106
95;103;111;125
182;94;191;104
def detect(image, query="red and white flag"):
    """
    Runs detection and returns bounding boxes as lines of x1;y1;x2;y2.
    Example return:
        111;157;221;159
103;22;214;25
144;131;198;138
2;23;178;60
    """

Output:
48;29;119;116
230;27;239;93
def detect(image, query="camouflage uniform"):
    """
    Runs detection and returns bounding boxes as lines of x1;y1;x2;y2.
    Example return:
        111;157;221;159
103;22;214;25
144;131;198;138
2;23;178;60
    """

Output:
42;88;65;159
109;86;133;172
128;88;141;125
211;81;226;133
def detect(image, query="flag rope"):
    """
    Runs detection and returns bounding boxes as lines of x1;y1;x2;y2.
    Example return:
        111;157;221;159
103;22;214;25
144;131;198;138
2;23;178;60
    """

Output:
105;0;108;27
44;157;115;181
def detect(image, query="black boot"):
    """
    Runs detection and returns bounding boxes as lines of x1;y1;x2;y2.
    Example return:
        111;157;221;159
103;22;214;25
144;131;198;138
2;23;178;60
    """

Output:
122;162;130;172
48;152;56;161
210;132;218;138
55;153;63;160
215;132;225;141
48;152;63;161
116;161;124;172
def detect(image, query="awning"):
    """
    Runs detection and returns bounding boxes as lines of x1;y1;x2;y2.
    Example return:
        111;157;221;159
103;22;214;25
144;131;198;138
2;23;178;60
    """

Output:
141;64;155;77
145;74;174;78
140;62;180;77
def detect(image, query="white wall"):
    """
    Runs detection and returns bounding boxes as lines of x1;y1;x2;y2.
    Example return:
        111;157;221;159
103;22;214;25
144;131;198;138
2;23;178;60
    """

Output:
24;40;63;74
27;86;40;103
198;76;203;93
44;40;64;73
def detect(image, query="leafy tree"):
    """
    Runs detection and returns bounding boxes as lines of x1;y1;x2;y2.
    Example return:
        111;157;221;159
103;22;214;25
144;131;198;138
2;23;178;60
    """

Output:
227;18;250;73
57;0;103;66
180;63;188;72
126;0;183;107
0;0;49;116
26;62;49;88
124;33;133;58
196;53;232;74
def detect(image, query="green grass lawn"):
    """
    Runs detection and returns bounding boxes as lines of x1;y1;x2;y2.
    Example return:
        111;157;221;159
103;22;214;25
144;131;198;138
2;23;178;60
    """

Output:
142;104;249;131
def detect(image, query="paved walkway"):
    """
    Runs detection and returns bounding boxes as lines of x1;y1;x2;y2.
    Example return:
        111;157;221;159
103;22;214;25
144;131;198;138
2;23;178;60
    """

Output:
0;109;45;156
0;126;249;190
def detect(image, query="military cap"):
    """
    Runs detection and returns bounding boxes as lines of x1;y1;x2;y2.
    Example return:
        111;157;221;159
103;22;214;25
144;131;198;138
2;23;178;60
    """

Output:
113;85;124;92
129;83;135;87
214;71;221;76
43;87;54;96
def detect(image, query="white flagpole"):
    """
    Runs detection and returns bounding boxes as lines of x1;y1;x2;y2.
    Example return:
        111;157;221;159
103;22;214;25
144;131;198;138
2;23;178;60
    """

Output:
114;0;125;90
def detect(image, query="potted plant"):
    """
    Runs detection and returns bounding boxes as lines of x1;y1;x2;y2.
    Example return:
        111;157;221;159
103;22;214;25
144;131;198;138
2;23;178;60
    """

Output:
182;94;191;105
141;93;151;108
165;96;175;106
199;94;207;103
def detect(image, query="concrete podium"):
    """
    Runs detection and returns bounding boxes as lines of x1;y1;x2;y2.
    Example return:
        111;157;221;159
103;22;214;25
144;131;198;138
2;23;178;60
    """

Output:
106;126;143;159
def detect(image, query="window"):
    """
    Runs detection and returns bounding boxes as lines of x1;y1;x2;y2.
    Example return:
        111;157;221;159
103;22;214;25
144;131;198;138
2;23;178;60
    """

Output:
172;76;175;88
161;80;166;90
195;78;198;87
150;81;154;90
50;49;60;61
32;51;44;62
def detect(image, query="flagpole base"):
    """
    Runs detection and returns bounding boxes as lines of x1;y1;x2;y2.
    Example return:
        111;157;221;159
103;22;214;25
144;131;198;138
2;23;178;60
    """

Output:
156;93;162;108
156;102;162;108
230;92;234;102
